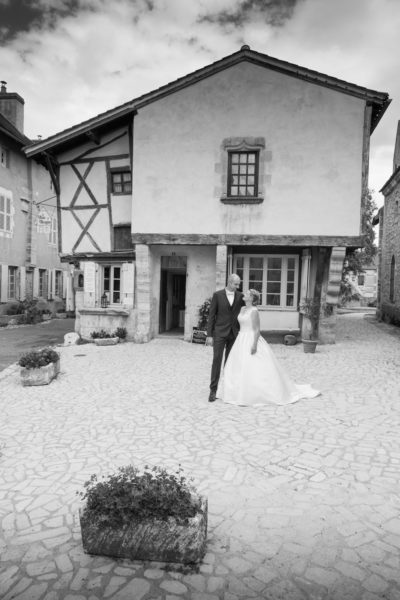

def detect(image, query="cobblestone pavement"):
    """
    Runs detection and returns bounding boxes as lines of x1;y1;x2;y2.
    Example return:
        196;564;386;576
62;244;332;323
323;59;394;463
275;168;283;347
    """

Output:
1;313;400;600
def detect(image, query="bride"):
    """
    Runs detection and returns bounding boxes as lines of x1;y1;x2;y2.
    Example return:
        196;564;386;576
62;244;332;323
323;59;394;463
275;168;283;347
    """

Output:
221;289;320;406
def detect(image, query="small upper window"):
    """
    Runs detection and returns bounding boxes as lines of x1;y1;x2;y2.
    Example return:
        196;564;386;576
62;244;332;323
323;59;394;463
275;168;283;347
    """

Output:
111;170;132;195
1;146;9;168
228;151;258;198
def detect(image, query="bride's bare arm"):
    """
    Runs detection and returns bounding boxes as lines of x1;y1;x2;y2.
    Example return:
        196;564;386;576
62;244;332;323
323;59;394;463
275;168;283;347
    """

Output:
250;308;260;354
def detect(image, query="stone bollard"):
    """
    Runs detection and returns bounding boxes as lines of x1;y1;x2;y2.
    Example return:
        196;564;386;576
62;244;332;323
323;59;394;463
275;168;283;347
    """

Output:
284;334;297;346
64;332;81;346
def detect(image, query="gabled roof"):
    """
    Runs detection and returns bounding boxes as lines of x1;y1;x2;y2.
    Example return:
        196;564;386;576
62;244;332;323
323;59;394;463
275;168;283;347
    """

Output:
24;45;391;158
0;112;31;146
380;164;400;196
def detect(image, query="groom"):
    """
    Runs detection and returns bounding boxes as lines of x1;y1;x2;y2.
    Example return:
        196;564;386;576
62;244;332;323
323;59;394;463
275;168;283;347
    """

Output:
206;273;244;402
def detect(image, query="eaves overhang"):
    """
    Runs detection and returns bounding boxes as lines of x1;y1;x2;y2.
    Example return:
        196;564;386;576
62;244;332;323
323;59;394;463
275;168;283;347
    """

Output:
380;165;400;196
24;46;391;158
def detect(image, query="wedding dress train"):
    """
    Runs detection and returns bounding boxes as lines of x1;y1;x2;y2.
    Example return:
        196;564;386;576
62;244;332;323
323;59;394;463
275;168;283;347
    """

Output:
222;308;320;406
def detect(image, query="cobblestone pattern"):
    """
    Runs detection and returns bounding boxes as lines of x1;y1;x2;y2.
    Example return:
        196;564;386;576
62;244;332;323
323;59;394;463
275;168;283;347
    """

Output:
1;314;400;599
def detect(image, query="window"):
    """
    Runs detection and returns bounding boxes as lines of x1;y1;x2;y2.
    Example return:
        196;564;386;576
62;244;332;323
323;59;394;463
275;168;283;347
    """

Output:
8;266;18;299
103;265;121;304
55;270;63;297
111;170;132;194
358;274;365;286
228;151;258;197
48;216;57;245
234;254;299;309
390;255;395;303
1;146;9;168
113;225;133;250
39;269;47;298
0;194;12;232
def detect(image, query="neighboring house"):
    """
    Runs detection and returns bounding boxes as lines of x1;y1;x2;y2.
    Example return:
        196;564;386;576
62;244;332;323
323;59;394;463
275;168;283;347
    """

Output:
24;46;390;342
344;255;378;307
375;121;400;323
0;81;67;314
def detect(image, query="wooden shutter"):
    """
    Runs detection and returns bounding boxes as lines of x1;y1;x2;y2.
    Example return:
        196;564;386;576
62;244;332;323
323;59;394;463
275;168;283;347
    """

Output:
121;262;134;307
83;261;96;307
33;268;39;297
0;264;7;302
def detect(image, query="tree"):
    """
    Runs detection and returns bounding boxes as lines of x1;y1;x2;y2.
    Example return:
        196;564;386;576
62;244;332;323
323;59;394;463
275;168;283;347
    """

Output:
339;189;378;305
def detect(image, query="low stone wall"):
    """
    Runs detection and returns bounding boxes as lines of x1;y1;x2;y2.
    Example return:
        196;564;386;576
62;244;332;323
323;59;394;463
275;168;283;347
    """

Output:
76;307;137;341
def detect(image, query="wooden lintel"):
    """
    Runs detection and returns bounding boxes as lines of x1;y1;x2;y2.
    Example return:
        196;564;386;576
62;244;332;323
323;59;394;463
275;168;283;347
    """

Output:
86;130;101;145
42;152;60;196
131;233;364;247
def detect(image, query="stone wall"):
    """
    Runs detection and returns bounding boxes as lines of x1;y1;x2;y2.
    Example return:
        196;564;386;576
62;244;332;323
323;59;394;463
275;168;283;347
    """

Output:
380;184;400;316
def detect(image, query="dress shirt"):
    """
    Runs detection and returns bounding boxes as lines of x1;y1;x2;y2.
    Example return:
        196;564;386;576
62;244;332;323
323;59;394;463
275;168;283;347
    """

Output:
225;289;235;306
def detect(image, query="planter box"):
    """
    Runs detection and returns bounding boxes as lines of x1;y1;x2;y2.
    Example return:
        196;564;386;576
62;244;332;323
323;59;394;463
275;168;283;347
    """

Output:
191;328;207;344
302;339;318;353
79;496;208;563
20;360;60;386
93;337;119;346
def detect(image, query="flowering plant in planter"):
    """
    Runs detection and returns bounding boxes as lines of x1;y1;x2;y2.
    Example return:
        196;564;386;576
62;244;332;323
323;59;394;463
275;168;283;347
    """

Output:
298;297;320;352
18;347;60;386
78;464;207;563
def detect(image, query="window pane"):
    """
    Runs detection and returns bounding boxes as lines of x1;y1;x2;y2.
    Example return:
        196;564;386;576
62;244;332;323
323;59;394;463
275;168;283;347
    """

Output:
286;295;294;307
267;269;281;282
248;153;256;163
267;282;281;294
287;282;294;294
0;196;4;210
248;165;255;175
249;257;263;269
0;214;4;229
232;176;238;185
288;258;295;270
113;173;122;183
267;294;280;305
246;186;255;196
231;153;239;163
231;164;238;174
248;176;254;185
231;186;238;195
239;154;247;163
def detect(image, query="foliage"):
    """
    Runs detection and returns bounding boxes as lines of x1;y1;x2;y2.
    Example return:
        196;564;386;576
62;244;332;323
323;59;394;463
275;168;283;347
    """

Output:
114;327;127;339
380;302;400;327
21;298;42;324
90;329;114;339
18;347;60;369
340;189;378;305
197;297;212;330
5;303;24;316
78;464;202;529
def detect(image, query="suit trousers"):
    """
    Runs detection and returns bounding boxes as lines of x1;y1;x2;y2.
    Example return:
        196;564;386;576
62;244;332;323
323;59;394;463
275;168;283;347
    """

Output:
210;331;236;392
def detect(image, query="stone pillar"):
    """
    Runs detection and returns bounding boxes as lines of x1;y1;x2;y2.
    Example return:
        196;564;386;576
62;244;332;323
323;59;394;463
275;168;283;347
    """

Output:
215;245;228;289
135;244;153;343
318;246;346;344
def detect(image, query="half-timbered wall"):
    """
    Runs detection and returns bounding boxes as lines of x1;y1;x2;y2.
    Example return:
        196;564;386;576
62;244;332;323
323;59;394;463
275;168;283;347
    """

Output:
58;127;131;255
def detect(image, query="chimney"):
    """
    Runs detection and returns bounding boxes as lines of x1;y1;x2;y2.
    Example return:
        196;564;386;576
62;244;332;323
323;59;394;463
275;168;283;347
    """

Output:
0;80;25;133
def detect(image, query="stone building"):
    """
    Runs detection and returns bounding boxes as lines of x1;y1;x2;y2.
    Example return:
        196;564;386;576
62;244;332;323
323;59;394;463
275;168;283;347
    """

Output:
24;46;390;342
0;81;67;315
375;121;400;323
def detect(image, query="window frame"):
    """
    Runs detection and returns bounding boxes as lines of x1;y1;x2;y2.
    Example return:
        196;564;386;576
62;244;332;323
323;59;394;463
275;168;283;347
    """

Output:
55;270;63;298
0;193;12;232
110;169;132;195
8;266;18;300
220;137;267;205
48;215;57;245
39;269;47;298
227;150;259;199
0;145;9;168
233;254;299;310
102;264;122;305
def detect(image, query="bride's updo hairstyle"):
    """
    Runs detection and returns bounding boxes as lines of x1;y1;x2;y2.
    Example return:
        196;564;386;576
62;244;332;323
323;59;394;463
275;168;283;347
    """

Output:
249;289;260;306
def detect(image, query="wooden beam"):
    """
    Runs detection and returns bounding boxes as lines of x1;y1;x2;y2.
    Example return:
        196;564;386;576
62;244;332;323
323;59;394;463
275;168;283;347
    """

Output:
42;152;60;196
130;233;365;247
85;130;100;145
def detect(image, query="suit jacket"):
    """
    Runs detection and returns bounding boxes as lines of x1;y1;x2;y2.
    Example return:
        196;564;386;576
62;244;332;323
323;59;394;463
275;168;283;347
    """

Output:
206;289;244;339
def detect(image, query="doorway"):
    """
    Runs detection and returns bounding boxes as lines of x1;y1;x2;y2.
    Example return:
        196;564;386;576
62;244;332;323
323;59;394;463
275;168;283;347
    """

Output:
159;256;187;334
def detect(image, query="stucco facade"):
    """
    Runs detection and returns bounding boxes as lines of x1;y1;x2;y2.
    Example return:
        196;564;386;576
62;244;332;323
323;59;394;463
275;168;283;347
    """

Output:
0;84;67;313
24;47;390;343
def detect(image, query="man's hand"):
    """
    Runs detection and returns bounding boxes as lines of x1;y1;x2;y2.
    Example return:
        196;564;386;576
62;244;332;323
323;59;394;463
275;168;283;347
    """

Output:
205;337;214;347
251;345;257;355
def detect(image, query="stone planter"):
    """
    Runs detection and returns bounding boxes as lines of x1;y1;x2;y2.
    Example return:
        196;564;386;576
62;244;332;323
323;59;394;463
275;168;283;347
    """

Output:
302;339;318;353
93;337;119;346
79;496;208;563
20;360;60;386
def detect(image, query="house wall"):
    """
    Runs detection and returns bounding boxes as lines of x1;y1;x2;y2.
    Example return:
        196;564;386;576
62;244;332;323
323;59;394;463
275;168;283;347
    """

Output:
380;186;400;309
0;132;67;310
132;61;365;237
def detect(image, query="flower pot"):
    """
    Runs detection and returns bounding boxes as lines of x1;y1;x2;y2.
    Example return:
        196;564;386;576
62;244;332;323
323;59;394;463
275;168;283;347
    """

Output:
93;337;119;346
191;328;207;344
79;496;208;563
302;339;318;353
20;360;60;386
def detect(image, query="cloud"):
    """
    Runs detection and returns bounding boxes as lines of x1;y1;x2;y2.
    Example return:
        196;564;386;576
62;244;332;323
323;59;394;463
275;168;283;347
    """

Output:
199;0;301;29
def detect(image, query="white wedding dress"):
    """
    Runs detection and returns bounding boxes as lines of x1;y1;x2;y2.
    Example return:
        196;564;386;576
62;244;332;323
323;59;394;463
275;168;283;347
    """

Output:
222;308;320;406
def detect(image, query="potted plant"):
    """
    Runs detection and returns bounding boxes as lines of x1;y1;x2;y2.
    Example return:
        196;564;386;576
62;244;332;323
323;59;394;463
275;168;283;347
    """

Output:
298;297;320;353
18;347;60;386
90;329;119;346
114;327;127;342
78;464;207;563
192;297;212;344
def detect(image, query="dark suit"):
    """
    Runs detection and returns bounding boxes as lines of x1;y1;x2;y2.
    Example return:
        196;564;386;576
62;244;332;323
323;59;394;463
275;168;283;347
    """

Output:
207;289;244;393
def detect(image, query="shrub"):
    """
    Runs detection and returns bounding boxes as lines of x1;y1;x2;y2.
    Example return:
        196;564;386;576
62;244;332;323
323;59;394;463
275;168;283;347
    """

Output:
6;303;24;316
114;327;127;339
18;347;60;369
197;297;212;330
381;302;400;327
78;465;202;529
21;298;42;324
90;329;113;339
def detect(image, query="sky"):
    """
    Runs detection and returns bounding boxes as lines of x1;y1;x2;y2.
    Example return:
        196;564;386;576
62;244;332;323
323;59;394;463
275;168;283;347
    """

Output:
0;0;399;207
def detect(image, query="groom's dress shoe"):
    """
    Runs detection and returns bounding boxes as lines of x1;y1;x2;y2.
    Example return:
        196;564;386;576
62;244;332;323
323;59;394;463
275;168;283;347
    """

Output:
208;391;216;402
